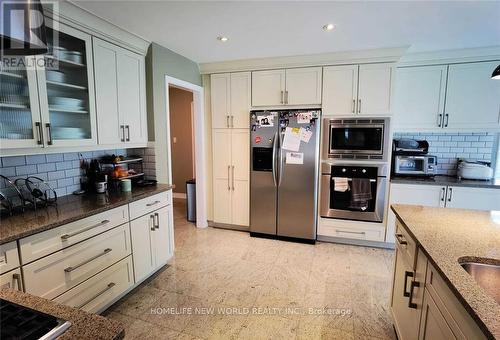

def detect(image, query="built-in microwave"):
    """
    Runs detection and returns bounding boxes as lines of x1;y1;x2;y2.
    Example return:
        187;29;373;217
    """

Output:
322;118;390;161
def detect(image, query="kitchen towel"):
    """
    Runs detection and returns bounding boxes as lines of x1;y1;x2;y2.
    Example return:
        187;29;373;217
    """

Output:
333;177;349;192
349;178;372;210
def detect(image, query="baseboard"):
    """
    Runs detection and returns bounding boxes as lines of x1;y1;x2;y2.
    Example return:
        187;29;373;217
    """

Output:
210;221;249;232
317;234;395;249
172;192;187;199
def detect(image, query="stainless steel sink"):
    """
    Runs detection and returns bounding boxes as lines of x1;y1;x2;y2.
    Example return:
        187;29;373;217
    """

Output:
460;261;500;303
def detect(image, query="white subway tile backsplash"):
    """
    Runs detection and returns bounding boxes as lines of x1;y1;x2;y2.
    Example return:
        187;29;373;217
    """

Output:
394;132;497;176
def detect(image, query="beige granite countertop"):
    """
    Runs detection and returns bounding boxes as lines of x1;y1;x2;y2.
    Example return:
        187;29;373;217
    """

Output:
0;184;173;244
391;204;500;339
0;288;124;339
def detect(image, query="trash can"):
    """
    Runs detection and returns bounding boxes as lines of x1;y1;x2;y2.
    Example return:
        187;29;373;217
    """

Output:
186;179;196;222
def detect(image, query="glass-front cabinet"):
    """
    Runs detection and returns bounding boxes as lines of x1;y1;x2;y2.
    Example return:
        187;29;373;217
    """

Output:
1;21;96;150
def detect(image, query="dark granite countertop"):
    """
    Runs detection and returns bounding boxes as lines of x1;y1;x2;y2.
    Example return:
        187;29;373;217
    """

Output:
390;175;500;189
391;204;500;339
0;288;124;339
0;184;173;244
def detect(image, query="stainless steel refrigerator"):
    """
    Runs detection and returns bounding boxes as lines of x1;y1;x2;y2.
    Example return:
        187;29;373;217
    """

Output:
250;109;320;242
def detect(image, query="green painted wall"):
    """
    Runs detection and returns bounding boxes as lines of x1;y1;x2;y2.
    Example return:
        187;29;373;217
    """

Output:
146;42;201;141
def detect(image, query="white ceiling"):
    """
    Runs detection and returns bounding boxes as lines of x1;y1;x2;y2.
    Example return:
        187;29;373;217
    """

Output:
74;1;500;63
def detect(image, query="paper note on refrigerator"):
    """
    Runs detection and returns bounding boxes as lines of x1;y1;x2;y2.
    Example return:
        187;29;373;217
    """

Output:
297;112;312;124
286;152;304;165
282;127;301;151
299;128;313;143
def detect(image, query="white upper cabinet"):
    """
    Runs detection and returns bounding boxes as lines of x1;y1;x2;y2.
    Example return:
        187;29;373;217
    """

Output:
285;67;322;105
210;73;230;129
252;69;286;106
358;63;393;116
252;67;321;106
211;72;251;128
393;65;447;130
93;37;147;145
322;63;393;116
444;61;500;129
322;65;358;116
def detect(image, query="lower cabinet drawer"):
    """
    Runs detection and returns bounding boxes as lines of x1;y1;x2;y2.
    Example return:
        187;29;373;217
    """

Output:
23;223;131;300
54;256;134;313
332;225;385;242
0;241;20;274
129;191;171;220
0;268;22;291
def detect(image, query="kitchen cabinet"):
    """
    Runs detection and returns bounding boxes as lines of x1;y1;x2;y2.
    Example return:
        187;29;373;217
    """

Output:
419;290;456;340
0;241;20;275
444;186;500;211
0;269;23;291
212;129;249;226
211;72;251;129
444;61;500;129
130;201;174;283
93;37;147;145
323;63;393;116
393;61;500;131
36;22;97;147
393;65;447;130
251;67;322;106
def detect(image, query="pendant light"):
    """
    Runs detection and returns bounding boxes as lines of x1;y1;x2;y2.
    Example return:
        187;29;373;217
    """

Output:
492;65;500;79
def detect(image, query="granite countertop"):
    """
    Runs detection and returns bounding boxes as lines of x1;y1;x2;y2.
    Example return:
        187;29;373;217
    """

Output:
0;288;124;339
390;175;500;189
391;204;500;339
0;184;173;244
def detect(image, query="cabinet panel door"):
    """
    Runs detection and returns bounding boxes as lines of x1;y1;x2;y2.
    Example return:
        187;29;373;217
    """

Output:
285;67;322;105
117;51;147;144
211;73;230;128
391;246;420;340
419;291;457;340
445;186;500;211
130;214;155;283
230;72;251;128
252;69;286;106
231;130;249;181
231;179;249;226
358;63;393;115
212;130;232;178
322;65;358;116
0;269;22;291
387;184;445;243
154;206;174;267
93;38;121;145
213;178;232;224
0;56;44;149
445;61;500;129
393;66;447;130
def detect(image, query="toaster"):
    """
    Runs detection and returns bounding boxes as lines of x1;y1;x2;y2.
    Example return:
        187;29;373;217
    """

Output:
457;161;493;180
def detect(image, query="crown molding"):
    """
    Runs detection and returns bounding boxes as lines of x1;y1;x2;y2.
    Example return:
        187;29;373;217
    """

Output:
199;46;410;74
43;0;150;55
397;46;500;67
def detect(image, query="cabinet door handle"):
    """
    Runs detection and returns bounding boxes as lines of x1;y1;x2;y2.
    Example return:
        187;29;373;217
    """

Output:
150;215;155;231
280;91;284;104
395;233;407;245
76;282;115;309
146;200;160;207
120;125;125;142
357;99;361;114
231;166;235;191
440;187;446;201
444;114;449;128
403;271;414;297
45;123;53;145
285;90;289;104
447;187;453;202
352;99;356;113
227;165;231;190
226;115;230;128
13;273;22;291
61;220;110;240
437;114;442;127
408;280;420;309
64;248;112;273
230;115;234;128
35;122;43;145
335;229;366;235
154;212;160;229
125;125;130;142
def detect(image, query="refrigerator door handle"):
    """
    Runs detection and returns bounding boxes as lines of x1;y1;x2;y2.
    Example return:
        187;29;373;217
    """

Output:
278;131;284;187
272;132;278;186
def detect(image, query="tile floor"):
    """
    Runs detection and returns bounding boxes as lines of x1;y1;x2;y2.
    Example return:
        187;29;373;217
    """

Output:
105;199;396;339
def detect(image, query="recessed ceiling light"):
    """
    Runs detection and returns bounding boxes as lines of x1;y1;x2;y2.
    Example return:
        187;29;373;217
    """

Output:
323;24;335;31
217;36;228;42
